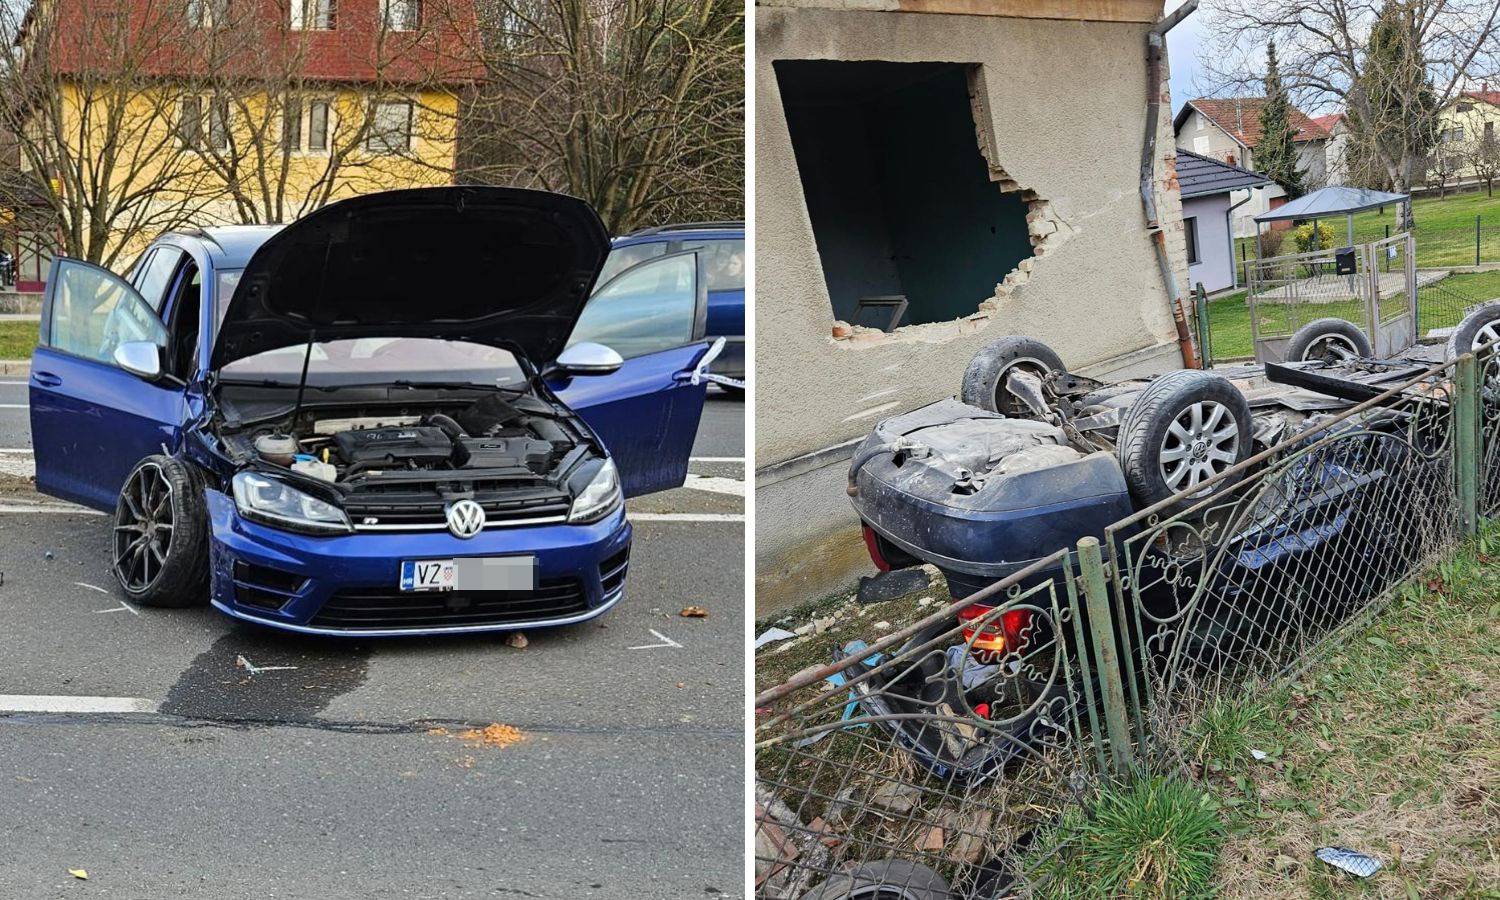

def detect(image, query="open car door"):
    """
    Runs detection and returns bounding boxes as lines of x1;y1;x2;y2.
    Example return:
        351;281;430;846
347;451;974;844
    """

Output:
550;250;713;498
29;258;184;510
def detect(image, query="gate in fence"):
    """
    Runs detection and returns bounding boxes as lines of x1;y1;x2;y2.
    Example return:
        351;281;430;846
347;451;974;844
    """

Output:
1247;232;1417;363
755;347;1497;898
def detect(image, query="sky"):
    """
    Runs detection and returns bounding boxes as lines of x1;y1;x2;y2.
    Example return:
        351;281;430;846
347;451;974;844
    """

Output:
1166;0;1209;115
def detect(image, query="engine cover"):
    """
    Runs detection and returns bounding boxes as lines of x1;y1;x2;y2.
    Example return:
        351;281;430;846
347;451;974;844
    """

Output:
457;436;557;472
333;426;453;468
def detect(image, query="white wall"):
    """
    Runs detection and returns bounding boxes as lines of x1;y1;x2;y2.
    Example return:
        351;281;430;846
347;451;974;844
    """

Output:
1184;194;1235;293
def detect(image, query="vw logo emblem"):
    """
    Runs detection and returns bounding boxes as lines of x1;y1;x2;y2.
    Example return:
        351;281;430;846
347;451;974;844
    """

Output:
445;499;486;539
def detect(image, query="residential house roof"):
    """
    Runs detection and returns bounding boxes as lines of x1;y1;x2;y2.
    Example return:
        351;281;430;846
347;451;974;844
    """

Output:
1310;112;1345;133
1175;149;1271;198
1454;90;1500;108
1175;97;1329;147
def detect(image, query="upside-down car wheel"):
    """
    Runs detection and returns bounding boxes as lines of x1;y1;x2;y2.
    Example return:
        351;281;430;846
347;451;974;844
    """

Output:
959;336;1067;416
112;455;210;607
1285;317;1372;363
1117;370;1254;507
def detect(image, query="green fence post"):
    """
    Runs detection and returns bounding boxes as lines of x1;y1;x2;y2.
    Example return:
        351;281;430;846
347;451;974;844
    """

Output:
1456;353;1480;536
1077;536;1133;773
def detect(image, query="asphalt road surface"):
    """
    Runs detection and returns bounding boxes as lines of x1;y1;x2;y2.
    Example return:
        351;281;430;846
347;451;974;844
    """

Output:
0;389;746;898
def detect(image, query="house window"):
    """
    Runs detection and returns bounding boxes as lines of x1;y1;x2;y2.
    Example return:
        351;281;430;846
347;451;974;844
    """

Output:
291;0;334;30
381;0;421;30
208;97;231;151
774;60;1036;330
188;0;229;27
1457;102;1475;113
178;96;203;147
1192;136;1210;154
1185;216;1200;265
308;101;330;151
1486;122;1495;143
367;101;412;153
282;99;302;151
1445;126;1465;143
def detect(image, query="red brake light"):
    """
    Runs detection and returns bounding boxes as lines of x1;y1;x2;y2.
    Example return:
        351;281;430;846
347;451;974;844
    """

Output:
957;604;1033;663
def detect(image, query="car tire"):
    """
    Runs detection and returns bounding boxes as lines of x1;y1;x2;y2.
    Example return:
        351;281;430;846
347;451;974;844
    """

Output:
800;860;951;900
959;336;1067;415
1285;318;1372;363
111;455;210;608
1118;370;1253;507
1446;301;1500;359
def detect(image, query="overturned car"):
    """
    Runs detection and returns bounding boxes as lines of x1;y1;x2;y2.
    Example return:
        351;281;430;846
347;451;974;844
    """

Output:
839;310;1495;778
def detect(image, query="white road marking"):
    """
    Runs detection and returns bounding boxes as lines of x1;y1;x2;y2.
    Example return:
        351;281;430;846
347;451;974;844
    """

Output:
0;502;102;516
689;456;744;463
73;582;109;594
0;404;25;409
235;655;298;675
630;512;744;523
0;695;157;714
683;474;746;497
857;387;900;402
0;449;33;453
841;401;901;423
0;456;34;477
94;600;139;616
628;629;683;650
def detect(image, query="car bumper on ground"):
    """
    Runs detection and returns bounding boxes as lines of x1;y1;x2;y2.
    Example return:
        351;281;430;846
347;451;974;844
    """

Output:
203;489;632;637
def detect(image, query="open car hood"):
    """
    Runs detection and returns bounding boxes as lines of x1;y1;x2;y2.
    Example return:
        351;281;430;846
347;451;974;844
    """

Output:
210;187;609;371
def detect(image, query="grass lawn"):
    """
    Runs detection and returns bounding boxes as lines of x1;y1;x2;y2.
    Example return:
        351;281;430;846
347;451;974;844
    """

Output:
1205;269;1500;361
1233;187;1500;270
1187;535;1500;898
0;320;37;359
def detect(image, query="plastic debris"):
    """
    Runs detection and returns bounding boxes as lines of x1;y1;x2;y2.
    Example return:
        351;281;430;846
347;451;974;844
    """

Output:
754;627;796;649
1250;748;1270;761
855;568;930;604
68;870;87;880
1315;846;1381;878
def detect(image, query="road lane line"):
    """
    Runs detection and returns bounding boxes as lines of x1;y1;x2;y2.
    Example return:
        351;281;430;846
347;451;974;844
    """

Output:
0;695;158;714
0;502;104;516
0;404;25;409
630;512;744;522
683;474;746;497
690;456;744;463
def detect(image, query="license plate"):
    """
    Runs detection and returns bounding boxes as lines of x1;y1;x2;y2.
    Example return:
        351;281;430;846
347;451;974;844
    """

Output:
399;557;536;592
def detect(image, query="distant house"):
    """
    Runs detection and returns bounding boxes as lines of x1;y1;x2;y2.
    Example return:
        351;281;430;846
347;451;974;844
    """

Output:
1312;113;1351;185
1436;89;1500;187
1174;98;1330;237
1177;150;1270;293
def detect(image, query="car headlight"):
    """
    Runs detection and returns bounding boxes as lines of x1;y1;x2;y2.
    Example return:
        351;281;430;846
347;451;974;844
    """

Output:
232;471;351;534
569;459;621;523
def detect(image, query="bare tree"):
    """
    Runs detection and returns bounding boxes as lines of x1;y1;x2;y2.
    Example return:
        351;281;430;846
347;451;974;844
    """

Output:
0;0;225;267
173;0;477;225
1452;103;1500;195
445;0;743;234
1424;139;1465;195
1197;0;1500;208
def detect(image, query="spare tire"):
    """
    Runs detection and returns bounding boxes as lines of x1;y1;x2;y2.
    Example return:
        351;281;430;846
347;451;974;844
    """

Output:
800;860;951;900
1285;318;1372;363
1446;301;1500;359
1117;370;1254;507
111;455;210;607
960;336;1066;415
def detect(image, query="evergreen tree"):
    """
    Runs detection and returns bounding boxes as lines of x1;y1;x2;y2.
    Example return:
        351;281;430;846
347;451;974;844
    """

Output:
1350;0;1438;226
1254;40;1307;199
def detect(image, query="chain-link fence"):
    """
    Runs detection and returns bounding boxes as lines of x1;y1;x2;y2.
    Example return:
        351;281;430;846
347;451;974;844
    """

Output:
755;347;1495;898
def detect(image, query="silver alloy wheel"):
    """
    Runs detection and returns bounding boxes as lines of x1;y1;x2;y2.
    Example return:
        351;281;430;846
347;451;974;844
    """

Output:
1159;400;1239;495
1303;333;1359;363
1476;320;1500;352
113;462;174;592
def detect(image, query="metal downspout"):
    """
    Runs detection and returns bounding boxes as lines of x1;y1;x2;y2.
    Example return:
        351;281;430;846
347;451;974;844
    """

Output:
1142;0;1200;366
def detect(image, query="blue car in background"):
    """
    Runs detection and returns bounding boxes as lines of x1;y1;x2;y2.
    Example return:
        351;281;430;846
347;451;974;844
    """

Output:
27;187;719;636
603;222;744;395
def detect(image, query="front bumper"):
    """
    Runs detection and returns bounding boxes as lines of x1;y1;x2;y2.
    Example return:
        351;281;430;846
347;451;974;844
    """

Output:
205;489;632;637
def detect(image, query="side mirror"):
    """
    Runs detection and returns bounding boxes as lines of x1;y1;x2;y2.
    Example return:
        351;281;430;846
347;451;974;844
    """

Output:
114;341;162;380
553;342;623;377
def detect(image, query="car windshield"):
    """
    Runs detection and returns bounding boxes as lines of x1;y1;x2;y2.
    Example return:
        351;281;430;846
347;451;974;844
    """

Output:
211;269;526;389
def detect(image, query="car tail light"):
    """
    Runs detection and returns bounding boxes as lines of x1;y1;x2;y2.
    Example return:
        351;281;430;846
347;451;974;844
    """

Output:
861;524;892;572
957;604;1033;663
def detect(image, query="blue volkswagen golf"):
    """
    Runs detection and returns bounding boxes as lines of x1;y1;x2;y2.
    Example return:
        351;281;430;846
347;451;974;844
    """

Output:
28;187;718;636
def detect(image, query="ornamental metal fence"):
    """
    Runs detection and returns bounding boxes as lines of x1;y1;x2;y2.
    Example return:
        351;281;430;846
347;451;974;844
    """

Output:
754;347;1496;899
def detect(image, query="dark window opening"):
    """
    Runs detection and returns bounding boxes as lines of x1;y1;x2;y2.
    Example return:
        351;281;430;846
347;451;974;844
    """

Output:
774;60;1034;331
1185;216;1200;265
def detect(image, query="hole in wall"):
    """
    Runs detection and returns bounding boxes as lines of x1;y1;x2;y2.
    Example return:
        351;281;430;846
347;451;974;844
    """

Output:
773;59;1071;344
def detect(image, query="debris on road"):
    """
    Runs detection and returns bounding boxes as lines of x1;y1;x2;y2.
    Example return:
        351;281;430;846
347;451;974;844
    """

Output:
680;605;709;618
457;723;524;749
68;869;87;880
755;627;796;649
504;632;529;650
1315;846;1381;878
855;567;931;605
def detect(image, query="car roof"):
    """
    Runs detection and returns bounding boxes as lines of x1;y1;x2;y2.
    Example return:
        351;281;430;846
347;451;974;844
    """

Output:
612;222;743;245
163;224;285;268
